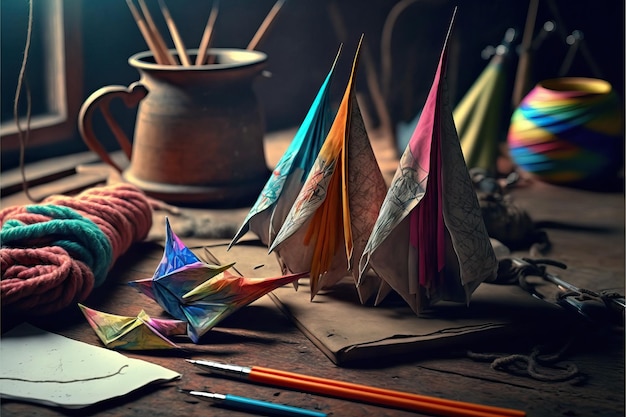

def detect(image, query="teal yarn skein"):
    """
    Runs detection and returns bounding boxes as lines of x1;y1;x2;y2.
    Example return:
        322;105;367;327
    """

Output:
1;205;113;287
1;183;153;315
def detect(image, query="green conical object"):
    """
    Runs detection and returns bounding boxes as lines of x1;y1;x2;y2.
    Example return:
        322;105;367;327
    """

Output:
453;41;512;175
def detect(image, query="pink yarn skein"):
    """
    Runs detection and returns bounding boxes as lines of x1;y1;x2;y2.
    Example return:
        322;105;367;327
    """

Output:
1;183;153;315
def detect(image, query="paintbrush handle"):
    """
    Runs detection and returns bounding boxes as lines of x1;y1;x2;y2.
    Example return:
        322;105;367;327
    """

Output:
137;0;177;65
251;367;525;417
126;0;168;65
196;0;219;65
224;394;326;417
184;390;326;417
158;0;191;66
247;0;285;50
187;360;525;417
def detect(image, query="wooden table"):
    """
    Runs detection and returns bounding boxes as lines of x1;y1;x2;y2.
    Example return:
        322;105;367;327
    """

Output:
1;132;624;417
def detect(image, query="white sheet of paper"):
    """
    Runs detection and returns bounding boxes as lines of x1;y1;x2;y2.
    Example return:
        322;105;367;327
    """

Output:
0;323;180;409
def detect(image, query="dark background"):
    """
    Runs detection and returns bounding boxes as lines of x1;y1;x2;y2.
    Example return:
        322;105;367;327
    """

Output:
1;0;624;168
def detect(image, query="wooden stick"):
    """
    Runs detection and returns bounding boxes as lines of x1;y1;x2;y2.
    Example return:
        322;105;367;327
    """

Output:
327;1;395;150
511;0;539;107
158;0;191;66
196;0;220;65
137;0;177;65
247;0;285;50
125;0;168;64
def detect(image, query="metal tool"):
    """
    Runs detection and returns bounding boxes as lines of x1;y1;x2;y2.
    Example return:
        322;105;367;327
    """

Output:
497;257;625;325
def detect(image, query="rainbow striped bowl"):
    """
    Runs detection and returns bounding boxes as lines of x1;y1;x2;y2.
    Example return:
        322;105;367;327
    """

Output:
507;77;623;184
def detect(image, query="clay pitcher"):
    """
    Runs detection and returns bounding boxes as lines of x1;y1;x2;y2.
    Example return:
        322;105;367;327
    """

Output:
79;48;270;205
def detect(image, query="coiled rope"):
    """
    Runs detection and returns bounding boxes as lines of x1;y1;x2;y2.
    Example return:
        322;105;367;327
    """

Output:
1;183;153;315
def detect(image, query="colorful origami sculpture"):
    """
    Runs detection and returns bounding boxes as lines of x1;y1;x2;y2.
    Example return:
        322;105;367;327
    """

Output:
268;36;388;303
230;46;342;249
78;303;186;350
359;11;498;313
129;218;306;342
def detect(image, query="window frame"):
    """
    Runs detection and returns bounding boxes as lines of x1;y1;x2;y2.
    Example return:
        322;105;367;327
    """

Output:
0;0;82;152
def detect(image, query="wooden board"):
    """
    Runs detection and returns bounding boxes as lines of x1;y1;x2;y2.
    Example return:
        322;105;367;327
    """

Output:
208;241;571;365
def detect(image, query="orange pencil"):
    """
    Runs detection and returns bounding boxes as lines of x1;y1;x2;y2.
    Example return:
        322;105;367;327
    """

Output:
187;360;526;417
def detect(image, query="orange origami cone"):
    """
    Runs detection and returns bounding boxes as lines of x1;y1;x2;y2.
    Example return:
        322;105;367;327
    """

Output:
270;36;387;302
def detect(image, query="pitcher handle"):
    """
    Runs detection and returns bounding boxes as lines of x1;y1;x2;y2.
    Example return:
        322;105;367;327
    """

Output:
78;82;148;173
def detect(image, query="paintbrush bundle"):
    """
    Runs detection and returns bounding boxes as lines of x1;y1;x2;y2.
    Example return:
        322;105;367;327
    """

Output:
125;0;285;65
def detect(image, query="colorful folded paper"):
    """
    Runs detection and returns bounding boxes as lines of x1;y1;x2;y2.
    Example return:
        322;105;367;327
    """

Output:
267;36;388;303
234;11;497;314
78;303;186;350
360;12;497;313
230;46;342;250
82;12;499;347
128;218;306;343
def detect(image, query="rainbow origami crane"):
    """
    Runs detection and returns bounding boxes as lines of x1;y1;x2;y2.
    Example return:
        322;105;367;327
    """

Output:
129;218;306;342
78;303;186;350
359;10;498;314
230;46;341;249
268;36;388;303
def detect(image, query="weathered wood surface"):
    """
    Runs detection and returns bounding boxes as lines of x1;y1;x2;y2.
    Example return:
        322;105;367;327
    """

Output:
1;139;624;417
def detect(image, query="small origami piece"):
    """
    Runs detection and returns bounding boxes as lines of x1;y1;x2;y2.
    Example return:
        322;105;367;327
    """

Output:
78;303;186;350
230;46;342;249
129;218;306;342
359;10;498;314
268;36;388;303
180;268;308;326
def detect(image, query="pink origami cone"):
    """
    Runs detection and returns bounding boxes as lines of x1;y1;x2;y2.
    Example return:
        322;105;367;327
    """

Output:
359;10;497;313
